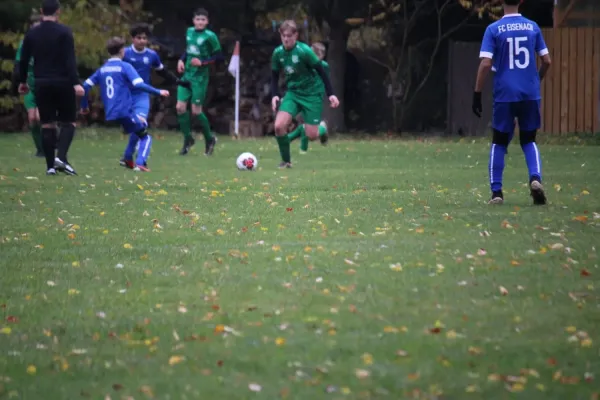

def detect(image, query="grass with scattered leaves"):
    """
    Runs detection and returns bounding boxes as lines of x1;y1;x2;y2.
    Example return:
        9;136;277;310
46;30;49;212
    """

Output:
0;130;598;399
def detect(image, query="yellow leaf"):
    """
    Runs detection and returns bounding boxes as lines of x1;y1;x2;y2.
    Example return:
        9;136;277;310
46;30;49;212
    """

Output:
415;227;424;233
68;289;80;295
581;338;592;347
123;243;133;249
361;353;373;365
446;329;457;339
137;184;144;190
0;327;11;335
383;326;399;333
168;355;184;365
26;365;36;375
465;385;478;392
72;261;80;267
275;337;286;346
565;326;577;333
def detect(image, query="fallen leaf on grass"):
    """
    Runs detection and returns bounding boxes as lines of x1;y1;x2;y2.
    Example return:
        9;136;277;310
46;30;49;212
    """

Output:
499;286;509;296
355;369;370;379
168;355;184;365
248;383;262;392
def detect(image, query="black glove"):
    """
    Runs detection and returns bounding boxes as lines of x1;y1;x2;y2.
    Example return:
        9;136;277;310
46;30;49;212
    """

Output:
177;79;191;89
472;92;482;118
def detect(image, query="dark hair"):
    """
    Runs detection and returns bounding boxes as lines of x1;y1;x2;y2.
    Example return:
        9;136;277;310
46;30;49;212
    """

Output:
503;0;521;5
194;8;208;18
130;23;151;38
106;36;126;56
41;0;60;16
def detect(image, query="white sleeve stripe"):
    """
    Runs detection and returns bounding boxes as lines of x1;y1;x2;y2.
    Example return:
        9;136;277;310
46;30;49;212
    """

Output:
538;48;549;56
85;79;95;86
132;77;143;85
155;64;164;70
479;51;493;59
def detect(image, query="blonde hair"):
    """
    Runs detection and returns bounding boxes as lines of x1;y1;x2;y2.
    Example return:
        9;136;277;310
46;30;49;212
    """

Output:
279;20;297;34
311;42;326;59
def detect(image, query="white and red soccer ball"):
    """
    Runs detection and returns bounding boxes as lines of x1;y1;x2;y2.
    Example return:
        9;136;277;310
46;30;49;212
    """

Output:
236;152;257;171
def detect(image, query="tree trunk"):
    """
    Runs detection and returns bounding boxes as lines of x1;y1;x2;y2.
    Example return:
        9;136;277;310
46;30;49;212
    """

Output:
324;23;348;132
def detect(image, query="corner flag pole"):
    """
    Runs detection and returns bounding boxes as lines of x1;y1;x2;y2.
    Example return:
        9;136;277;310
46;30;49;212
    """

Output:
228;41;241;137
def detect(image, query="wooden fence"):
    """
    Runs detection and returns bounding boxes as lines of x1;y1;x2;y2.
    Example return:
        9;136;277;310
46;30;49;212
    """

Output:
540;27;600;134
447;28;599;135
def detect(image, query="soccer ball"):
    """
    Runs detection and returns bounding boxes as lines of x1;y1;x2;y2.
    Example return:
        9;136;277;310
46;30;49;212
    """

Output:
236;152;257;171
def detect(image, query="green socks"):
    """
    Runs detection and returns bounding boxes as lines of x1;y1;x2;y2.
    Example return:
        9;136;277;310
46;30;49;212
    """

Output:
287;125;304;142
318;124;327;137
276;135;291;163
290;124;327;153
197;112;213;142
31;124;42;152
177;111;192;140
300;135;309;152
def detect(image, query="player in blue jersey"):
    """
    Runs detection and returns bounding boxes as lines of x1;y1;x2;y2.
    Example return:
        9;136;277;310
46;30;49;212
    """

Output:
472;0;551;205
120;23;188;165
80;37;169;171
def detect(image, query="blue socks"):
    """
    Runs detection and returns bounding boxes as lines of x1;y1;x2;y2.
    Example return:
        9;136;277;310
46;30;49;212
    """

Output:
521;142;542;182
489;143;507;192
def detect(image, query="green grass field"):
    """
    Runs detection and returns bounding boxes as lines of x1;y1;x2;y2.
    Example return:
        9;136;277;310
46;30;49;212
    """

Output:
0;130;598;399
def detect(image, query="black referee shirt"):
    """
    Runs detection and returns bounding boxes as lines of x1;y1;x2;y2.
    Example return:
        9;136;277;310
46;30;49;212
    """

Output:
18;20;79;86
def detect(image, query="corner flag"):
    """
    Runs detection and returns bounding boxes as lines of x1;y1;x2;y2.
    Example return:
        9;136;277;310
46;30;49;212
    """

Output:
228;41;240;137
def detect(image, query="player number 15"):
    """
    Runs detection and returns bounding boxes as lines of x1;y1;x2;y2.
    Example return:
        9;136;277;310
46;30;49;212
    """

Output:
507;36;529;69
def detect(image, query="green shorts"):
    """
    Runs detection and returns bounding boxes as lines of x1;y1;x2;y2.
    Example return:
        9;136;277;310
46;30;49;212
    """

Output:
23;92;36;110
177;77;208;106
279;91;324;125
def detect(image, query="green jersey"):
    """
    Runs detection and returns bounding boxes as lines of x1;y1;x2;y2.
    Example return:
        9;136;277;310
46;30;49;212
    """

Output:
15;40;35;87
183;27;221;79
271;42;324;96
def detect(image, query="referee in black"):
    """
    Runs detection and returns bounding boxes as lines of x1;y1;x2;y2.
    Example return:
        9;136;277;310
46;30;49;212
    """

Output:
18;0;83;176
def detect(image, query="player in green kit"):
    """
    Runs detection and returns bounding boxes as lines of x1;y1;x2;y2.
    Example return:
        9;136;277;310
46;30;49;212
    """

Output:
271;21;339;168
13;14;43;157
286;41;329;154
176;8;222;156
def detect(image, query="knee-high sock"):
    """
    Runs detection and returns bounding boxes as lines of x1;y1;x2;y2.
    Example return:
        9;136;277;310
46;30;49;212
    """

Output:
31;124;43;152
196;112;213;142
287;125;304;142
136;134;152;166
124;133;139;160
56;124;75;163
177;112;192;140
521;142;542;182
276;135;291;163
300;132;309;152
489;143;507;192
41;127;57;170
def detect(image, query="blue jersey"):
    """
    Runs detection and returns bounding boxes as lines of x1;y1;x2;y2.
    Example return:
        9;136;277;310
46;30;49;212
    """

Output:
84;58;147;120
480;14;548;103
123;46;163;88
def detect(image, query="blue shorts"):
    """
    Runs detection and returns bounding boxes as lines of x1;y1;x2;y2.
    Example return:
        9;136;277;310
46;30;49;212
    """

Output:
492;100;541;133
117;114;147;135
131;93;150;119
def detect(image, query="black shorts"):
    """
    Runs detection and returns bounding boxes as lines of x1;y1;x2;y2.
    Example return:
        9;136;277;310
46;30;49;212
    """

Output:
35;82;76;124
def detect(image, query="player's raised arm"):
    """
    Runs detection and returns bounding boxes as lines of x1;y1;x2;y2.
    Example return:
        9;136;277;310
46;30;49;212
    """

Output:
535;25;551;81
472;26;495;117
124;63;169;97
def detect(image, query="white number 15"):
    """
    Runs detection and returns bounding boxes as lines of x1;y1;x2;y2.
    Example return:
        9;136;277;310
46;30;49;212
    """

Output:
507;36;529;69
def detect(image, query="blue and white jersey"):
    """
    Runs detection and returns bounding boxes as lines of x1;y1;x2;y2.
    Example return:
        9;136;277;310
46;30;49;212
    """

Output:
123;46;163;87
84;58;145;120
480;14;548;102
